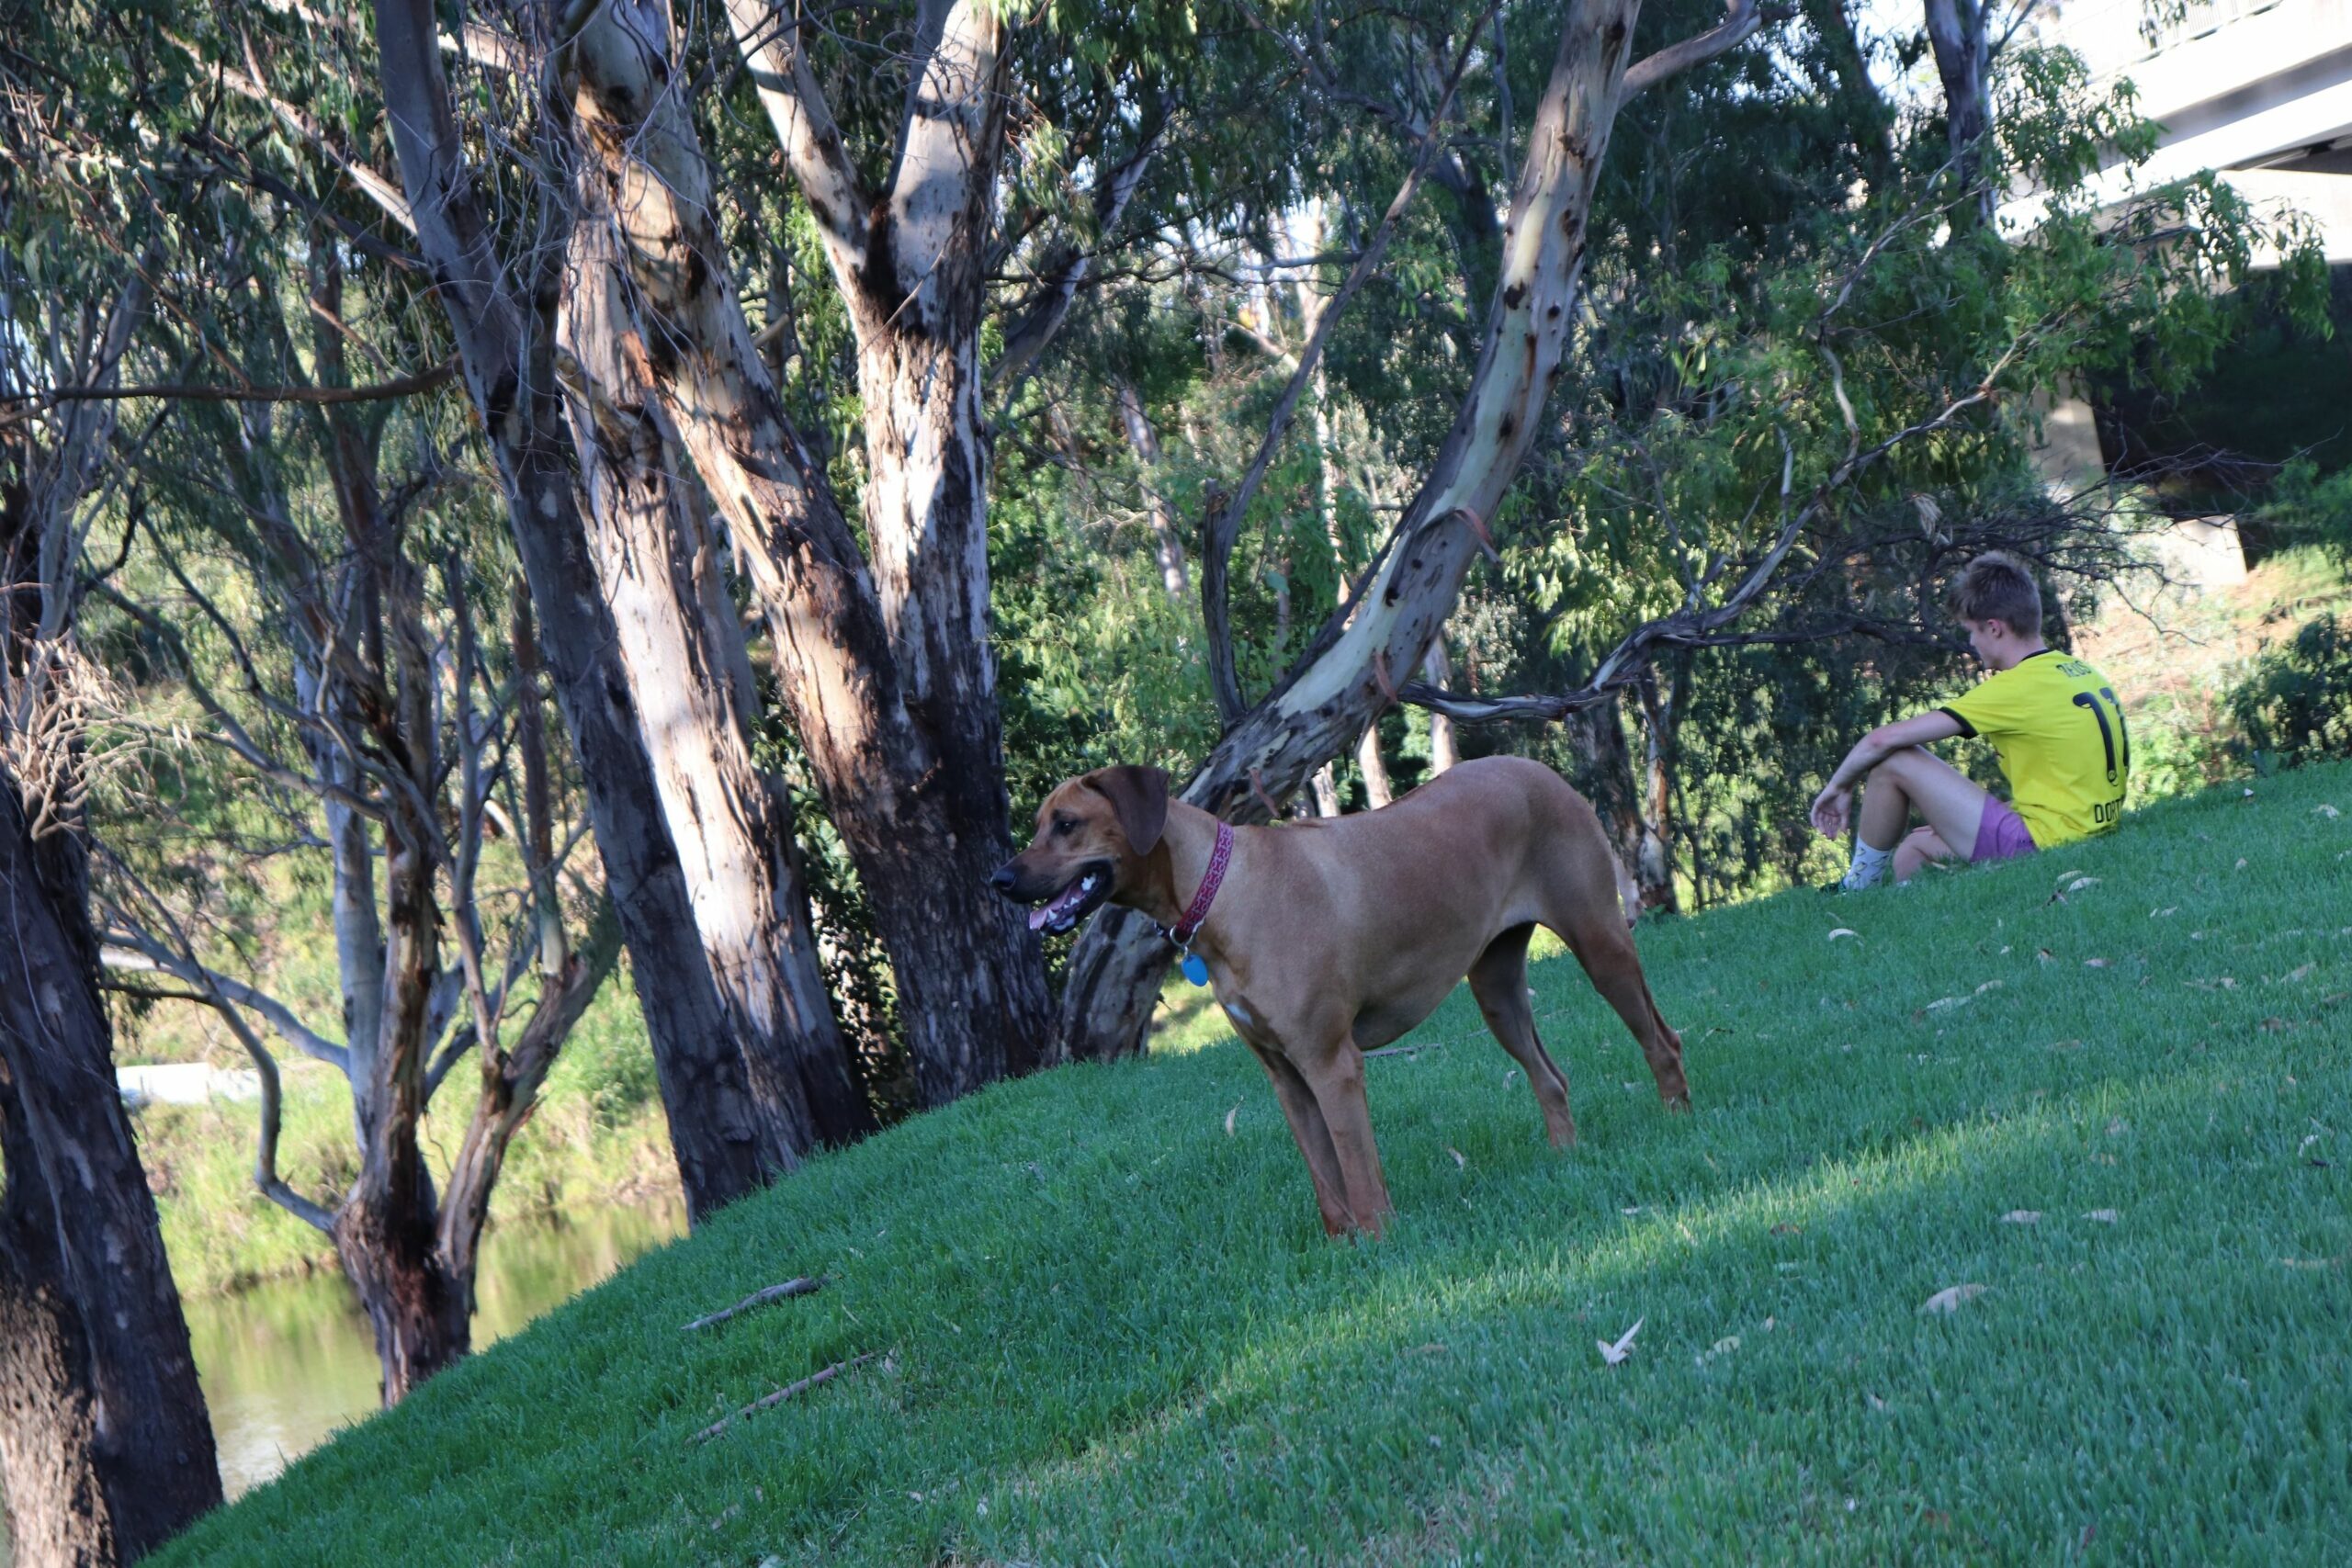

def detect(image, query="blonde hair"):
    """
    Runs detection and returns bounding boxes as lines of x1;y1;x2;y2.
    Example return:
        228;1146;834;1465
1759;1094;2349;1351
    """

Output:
1950;550;2042;637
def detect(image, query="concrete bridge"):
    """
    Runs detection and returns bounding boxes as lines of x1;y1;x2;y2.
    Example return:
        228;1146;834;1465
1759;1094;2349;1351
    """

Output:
2010;0;2352;583
2004;0;2352;265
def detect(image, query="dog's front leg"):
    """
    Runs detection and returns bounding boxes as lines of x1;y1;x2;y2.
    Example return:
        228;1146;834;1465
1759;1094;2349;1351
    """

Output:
1245;1039;1355;1235
1297;1040;1392;1237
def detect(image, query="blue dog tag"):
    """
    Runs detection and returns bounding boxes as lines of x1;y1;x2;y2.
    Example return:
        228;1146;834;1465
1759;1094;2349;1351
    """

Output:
1181;953;1210;987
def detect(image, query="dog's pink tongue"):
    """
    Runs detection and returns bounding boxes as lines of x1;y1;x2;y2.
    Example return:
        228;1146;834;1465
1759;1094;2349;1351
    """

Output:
1029;879;1085;931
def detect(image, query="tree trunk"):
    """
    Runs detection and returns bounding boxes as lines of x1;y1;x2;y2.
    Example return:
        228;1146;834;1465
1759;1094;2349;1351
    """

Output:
1311;763;1342;816
437;908;621;1310
1923;0;1991;226
1421;639;1459;774
0;774;220;1557
1565;689;1649;874
1114;378;1189;599
333;1185;469;1407
559;206;870;1152
563;0;1056;1101
374;0;782;1220
1634;668;1680;913
1061;0;1646;1057
1356;727;1395;808
0;1052;117;1568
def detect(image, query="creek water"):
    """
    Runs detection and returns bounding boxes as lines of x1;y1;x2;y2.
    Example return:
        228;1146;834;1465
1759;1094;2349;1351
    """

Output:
0;1195;684;1562
2;1203;682;1561
191;1195;685;1496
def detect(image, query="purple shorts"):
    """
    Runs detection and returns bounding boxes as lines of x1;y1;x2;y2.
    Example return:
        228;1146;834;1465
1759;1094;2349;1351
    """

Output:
1971;797;2038;863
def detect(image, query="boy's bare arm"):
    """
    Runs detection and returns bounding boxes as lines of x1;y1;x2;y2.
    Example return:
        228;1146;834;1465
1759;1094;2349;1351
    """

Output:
1810;710;1966;837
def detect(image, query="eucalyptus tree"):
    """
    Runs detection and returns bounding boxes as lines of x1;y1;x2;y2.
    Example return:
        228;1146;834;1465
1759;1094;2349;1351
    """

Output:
0;17;222;1556
180;0;871;1199
94;244;624;1404
1054;0;1771;1056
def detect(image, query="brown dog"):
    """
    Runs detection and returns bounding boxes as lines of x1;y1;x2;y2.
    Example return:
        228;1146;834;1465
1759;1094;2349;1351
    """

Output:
992;756;1689;1235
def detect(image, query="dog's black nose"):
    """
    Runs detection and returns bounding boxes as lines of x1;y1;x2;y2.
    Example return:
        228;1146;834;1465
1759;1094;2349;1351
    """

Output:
989;864;1018;895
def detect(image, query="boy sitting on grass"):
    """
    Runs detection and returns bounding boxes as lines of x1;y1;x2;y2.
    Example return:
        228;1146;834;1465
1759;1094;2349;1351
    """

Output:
1811;550;2131;889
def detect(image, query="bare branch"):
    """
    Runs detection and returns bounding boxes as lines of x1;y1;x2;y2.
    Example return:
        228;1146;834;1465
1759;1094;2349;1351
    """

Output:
723;0;871;284
682;1276;824;1331
1622;0;1779;97
101;933;351;1073
1202;4;1496;723
24;356;457;408
198;994;340;1235
164;26;416;234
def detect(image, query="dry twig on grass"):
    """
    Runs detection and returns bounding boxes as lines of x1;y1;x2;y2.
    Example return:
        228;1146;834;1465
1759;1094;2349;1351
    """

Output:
681;1276;825;1332
691;1353;877;1445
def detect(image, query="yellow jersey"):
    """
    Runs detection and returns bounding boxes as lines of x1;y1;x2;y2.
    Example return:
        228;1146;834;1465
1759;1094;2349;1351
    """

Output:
1939;650;2129;849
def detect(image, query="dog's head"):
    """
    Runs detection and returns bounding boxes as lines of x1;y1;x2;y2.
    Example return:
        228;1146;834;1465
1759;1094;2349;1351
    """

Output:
989;765;1170;935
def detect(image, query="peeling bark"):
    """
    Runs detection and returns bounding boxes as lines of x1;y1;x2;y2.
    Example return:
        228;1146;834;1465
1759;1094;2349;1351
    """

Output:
374;0;781;1218
563;0;1055;1100
559;206;869;1154
1061;0;1645;1057
0;257;220;1559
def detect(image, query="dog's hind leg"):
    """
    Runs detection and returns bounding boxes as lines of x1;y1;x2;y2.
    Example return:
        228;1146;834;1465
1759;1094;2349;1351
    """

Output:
1467;923;1577;1148
1555;912;1690;1110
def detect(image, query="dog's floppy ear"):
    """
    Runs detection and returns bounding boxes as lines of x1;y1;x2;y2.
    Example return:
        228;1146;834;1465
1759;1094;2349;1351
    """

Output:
1085;765;1170;857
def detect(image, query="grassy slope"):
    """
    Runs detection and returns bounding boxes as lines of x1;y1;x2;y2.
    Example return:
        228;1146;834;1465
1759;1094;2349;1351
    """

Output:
155;764;2352;1566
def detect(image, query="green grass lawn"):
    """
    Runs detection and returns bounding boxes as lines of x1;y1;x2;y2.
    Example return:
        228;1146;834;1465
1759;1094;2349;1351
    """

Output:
154;764;2352;1566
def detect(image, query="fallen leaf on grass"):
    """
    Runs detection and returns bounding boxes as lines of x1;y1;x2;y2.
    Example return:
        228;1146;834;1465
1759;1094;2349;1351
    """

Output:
2235;857;2249;870
1695;1335;1741;1368
1999;1210;2041;1224
2065;876;2102;893
1447;1145;1467;1169
1866;1392;1889;1412
2053;868;2086;884
2048;1038;2085;1052
2084;958;2110;968
2188;976;2238;990
1975;979;2006;995
2315;804;2341;818
2037;949;2055;964
2284;963;2315;983
1925;995;1972;1012
1224;1105;1240;1136
1919;1283;1987;1314
2083;1209;2120;1224
1597;1317;1644;1366
2152;906;2178;918
1770;1222;1804;1235
2262;1017;2293;1032
1828;928;1860;942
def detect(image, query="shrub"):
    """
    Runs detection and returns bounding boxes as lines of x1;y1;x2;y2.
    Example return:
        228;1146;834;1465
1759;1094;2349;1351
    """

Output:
2227;613;2352;766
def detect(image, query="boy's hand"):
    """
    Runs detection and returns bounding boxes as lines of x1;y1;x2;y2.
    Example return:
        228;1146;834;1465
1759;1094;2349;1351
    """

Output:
1810;784;1851;839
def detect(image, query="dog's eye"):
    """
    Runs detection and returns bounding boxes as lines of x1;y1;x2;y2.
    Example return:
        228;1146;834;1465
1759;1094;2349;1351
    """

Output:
1051;816;1076;837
